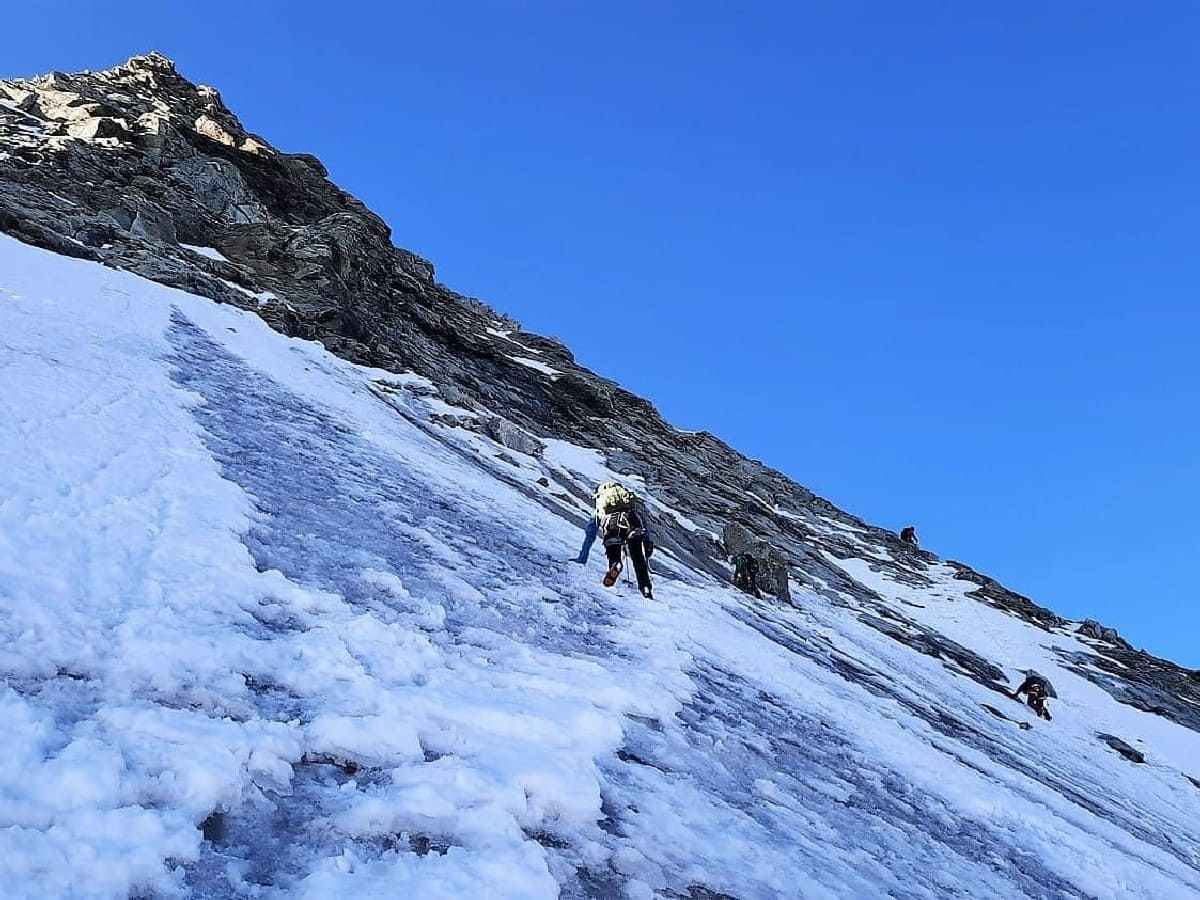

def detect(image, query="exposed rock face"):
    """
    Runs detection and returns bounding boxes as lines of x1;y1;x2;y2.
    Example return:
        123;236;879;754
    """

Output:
1078;618;1132;650
2;53;1197;729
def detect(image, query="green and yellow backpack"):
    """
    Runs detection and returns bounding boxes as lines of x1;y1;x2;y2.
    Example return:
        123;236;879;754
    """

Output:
595;481;637;519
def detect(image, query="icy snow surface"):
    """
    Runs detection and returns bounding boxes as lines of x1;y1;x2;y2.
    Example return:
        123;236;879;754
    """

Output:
2;232;1200;898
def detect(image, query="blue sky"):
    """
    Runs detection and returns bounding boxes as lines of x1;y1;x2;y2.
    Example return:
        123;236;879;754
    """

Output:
7;3;1199;666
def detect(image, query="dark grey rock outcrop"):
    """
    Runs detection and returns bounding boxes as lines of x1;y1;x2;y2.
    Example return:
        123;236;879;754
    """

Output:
1078;619;1133;650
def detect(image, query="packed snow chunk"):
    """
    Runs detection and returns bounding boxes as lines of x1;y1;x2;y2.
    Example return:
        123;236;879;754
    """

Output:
339;612;444;684
297;842;559;900
97;705;302;813
306;714;424;768
516;768;602;832
334;754;559;864
271;616;440;709
0;804;196;899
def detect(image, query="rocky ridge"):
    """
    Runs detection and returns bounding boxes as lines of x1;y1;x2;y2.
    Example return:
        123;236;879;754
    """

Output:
2;53;1195;732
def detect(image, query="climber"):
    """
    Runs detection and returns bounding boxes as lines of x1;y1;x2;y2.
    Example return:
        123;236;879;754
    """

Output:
899;525;919;547
573;481;655;599
732;552;762;599
1011;672;1055;720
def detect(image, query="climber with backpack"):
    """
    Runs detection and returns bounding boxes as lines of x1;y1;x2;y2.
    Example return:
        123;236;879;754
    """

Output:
573;480;656;599
900;525;919;548
1011;671;1055;721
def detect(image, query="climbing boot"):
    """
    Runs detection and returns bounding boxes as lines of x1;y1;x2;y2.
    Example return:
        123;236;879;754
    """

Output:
603;562;622;587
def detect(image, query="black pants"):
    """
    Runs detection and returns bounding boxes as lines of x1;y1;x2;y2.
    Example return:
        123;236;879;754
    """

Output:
736;578;762;599
733;558;762;598
606;539;651;592
1026;693;1052;720
602;510;652;592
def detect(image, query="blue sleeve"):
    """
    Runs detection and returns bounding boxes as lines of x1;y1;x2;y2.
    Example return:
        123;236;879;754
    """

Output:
576;516;599;563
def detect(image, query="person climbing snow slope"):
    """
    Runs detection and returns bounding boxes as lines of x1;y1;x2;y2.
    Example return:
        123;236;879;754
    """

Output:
900;525;919;547
732;552;763;599
1011;671;1055;721
574;481;655;599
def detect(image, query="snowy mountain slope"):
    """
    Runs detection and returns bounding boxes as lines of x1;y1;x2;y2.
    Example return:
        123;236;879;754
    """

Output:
4;233;1200;899
4;53;1198;731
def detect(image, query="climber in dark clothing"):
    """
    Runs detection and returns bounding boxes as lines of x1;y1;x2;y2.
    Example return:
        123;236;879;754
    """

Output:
732;552;762;599
574;481;655;599
1011;673;1054;720
900;526;919;547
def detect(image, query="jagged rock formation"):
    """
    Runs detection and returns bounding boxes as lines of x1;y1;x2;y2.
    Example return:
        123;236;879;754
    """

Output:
721;522;790;602
1078;618;1132;649
2;52;1196;732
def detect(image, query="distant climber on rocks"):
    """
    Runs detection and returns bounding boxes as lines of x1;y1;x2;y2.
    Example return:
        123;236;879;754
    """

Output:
573;481;655;599
1011;672;1055;720
899;525;919;548
732;552;762;599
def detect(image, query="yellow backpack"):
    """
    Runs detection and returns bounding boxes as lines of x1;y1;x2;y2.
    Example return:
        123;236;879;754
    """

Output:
595;481;636;518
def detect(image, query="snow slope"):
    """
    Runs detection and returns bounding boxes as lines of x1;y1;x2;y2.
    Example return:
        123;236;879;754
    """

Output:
2;232;1200;899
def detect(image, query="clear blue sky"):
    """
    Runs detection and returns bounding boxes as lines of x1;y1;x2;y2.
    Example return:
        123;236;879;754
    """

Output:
7;3;1199;666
